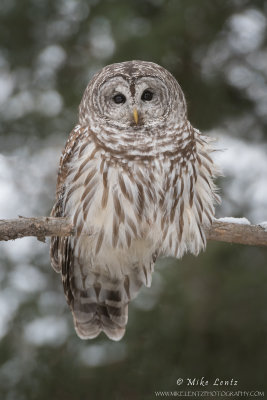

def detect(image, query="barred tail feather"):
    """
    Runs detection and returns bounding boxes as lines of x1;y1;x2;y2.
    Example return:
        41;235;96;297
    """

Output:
69;269;143;341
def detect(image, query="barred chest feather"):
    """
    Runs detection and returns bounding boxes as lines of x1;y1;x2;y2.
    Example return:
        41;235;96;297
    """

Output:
61;126;219;288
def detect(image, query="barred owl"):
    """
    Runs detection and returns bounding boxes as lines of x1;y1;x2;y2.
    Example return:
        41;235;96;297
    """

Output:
50;60;220;341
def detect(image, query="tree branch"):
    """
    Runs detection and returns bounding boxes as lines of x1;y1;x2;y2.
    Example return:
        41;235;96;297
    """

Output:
205;219;267;247
0;217;74;242
0;216;266;247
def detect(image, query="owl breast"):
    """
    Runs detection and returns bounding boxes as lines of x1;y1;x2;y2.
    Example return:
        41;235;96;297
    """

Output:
61;124;217;288
62;136;162;286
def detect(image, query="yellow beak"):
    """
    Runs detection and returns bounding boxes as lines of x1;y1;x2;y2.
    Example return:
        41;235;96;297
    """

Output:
133;108;139;124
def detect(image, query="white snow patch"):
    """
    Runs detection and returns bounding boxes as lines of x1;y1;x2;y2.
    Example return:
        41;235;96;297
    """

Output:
258;222;267;231
218;217;251;225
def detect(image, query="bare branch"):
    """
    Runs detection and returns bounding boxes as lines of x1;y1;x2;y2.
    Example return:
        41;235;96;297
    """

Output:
0;217;74;242
0;216;266;247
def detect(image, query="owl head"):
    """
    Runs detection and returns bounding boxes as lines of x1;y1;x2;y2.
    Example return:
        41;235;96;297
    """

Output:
79;61;187;131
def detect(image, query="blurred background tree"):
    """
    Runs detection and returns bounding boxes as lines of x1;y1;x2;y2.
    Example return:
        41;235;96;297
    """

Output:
0;0;267;399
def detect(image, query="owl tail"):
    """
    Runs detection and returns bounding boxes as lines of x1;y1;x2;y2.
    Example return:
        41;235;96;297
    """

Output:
69;269;144;341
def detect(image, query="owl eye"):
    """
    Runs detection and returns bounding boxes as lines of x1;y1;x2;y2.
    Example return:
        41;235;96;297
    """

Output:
141;90;153;101
113;93;126;104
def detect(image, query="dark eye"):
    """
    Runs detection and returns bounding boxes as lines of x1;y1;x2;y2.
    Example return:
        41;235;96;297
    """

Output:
141;90;153;101
113;93;126;104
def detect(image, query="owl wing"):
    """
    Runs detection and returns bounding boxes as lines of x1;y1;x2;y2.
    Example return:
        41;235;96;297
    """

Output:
50;125;84;272
50;125;137;341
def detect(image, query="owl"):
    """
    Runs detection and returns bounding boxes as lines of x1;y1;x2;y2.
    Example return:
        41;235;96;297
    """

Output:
50;60;220;341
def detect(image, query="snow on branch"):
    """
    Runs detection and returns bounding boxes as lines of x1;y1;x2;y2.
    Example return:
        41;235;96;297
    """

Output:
206;218;267;247
0;216;267;247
